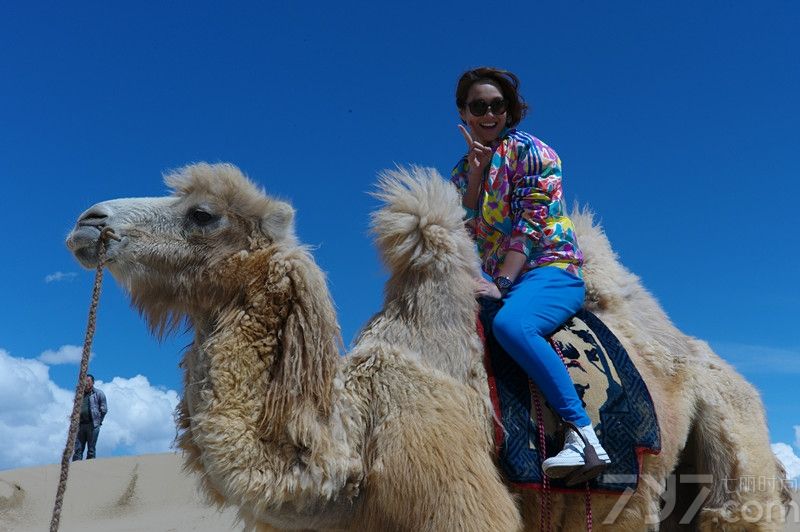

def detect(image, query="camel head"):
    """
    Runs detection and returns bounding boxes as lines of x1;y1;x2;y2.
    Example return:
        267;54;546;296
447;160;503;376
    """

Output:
66;163;296;333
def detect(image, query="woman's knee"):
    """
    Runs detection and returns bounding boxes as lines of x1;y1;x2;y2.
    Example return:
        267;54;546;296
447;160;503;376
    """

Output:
492;308;527;346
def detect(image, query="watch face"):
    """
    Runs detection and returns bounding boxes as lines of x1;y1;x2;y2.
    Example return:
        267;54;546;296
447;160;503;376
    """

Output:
495;276;513;290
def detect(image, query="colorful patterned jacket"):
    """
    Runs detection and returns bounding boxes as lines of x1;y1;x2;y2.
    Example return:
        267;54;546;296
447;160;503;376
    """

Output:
450;128;583;278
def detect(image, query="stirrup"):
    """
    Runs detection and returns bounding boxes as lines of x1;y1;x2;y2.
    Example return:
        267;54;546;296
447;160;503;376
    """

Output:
561;421;608;486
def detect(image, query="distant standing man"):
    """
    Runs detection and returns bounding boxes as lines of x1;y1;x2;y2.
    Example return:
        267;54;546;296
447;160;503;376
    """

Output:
72;374;108;460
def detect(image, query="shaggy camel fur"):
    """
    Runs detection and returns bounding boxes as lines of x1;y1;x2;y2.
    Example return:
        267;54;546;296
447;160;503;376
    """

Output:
66;163;789;531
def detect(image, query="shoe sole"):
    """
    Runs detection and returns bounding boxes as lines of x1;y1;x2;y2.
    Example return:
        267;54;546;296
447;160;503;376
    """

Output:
543;463;583;479
565;461;608;486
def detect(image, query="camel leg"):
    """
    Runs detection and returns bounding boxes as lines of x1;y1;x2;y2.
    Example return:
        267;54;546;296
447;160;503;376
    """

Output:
685;342;788;531
355;374;522;531
366;412;521;530
693;403;787;531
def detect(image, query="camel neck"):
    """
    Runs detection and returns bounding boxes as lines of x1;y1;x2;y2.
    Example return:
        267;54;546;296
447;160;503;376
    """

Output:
177;245;359;516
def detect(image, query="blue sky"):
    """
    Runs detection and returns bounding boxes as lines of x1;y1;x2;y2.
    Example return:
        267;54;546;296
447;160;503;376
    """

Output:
0;2;797;475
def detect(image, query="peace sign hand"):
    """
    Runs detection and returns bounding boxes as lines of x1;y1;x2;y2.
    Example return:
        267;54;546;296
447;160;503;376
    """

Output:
458;124;493;179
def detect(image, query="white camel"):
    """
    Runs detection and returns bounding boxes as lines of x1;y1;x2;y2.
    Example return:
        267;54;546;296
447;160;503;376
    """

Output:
66;163;789;530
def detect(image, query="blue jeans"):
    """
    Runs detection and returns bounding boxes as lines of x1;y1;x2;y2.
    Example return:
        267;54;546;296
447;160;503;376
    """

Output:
72;422;100;460
492;266;591;426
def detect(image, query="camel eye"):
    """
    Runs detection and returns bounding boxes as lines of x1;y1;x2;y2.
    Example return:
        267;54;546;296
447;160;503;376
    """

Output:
188;208;219;226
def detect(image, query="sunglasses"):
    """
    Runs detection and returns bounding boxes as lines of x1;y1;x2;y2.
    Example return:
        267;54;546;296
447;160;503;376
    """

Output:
467;97;507;117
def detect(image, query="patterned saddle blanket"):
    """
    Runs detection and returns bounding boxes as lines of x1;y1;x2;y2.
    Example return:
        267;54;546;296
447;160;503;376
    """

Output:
479;299;661;493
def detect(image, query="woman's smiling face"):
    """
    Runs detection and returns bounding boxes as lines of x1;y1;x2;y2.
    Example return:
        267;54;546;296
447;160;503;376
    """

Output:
459;81;507;145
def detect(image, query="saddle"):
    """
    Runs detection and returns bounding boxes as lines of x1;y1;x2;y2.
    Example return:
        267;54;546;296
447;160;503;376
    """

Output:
479;299;661;493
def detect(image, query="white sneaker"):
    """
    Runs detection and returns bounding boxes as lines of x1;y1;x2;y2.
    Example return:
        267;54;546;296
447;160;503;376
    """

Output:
542;424;610;481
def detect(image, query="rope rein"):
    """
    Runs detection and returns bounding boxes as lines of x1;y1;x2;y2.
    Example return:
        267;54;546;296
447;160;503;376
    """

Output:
49;227;118;532
531;384;552;532
549;337;594;532
584;480;594;531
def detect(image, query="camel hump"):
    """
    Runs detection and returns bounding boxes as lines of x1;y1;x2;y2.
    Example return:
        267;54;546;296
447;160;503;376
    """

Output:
371;166;478;275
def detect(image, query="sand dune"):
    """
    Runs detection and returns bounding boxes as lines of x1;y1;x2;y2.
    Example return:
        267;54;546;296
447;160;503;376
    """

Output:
0;453;238;532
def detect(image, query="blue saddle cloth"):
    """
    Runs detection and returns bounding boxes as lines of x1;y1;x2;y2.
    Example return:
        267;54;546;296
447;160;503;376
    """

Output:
479;298;661;493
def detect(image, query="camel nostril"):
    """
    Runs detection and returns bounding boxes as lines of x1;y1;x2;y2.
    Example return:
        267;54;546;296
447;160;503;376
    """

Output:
78;207;109;228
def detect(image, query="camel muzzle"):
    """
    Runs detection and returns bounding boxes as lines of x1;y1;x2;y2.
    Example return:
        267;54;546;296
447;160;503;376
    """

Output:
67;205;118;268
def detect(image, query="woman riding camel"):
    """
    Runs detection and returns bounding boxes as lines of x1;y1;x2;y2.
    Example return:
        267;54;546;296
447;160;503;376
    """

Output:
451;66;610;482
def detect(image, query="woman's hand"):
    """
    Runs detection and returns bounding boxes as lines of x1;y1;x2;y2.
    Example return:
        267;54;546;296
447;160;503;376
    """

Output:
458;125;492;179
475;277;502;300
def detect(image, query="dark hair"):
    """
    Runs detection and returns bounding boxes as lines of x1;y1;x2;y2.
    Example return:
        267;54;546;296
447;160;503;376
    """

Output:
87;374;95;382
455;67;529;128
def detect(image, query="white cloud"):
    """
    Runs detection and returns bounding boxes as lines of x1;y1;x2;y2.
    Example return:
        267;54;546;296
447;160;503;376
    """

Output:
713;342;800;374
0;348;179;471
772;443;800;482
37;345;92;365
96;375;180;455
795;425;800;449
44;271;78;283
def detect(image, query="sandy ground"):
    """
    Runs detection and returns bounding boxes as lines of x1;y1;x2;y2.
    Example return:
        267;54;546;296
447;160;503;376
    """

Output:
1;452;798;531
0;453;239;532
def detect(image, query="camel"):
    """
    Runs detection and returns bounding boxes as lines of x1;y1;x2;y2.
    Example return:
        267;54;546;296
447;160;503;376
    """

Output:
66;163;789;531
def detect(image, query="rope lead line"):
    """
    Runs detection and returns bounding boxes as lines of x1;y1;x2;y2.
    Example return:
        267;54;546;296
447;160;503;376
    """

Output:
49;227;118;532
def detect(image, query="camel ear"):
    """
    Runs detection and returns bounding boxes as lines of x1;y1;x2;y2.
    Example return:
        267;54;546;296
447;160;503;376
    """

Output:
261;200;296;242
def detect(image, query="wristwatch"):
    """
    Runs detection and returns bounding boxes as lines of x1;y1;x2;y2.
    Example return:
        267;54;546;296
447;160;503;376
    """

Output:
493;275;513;297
